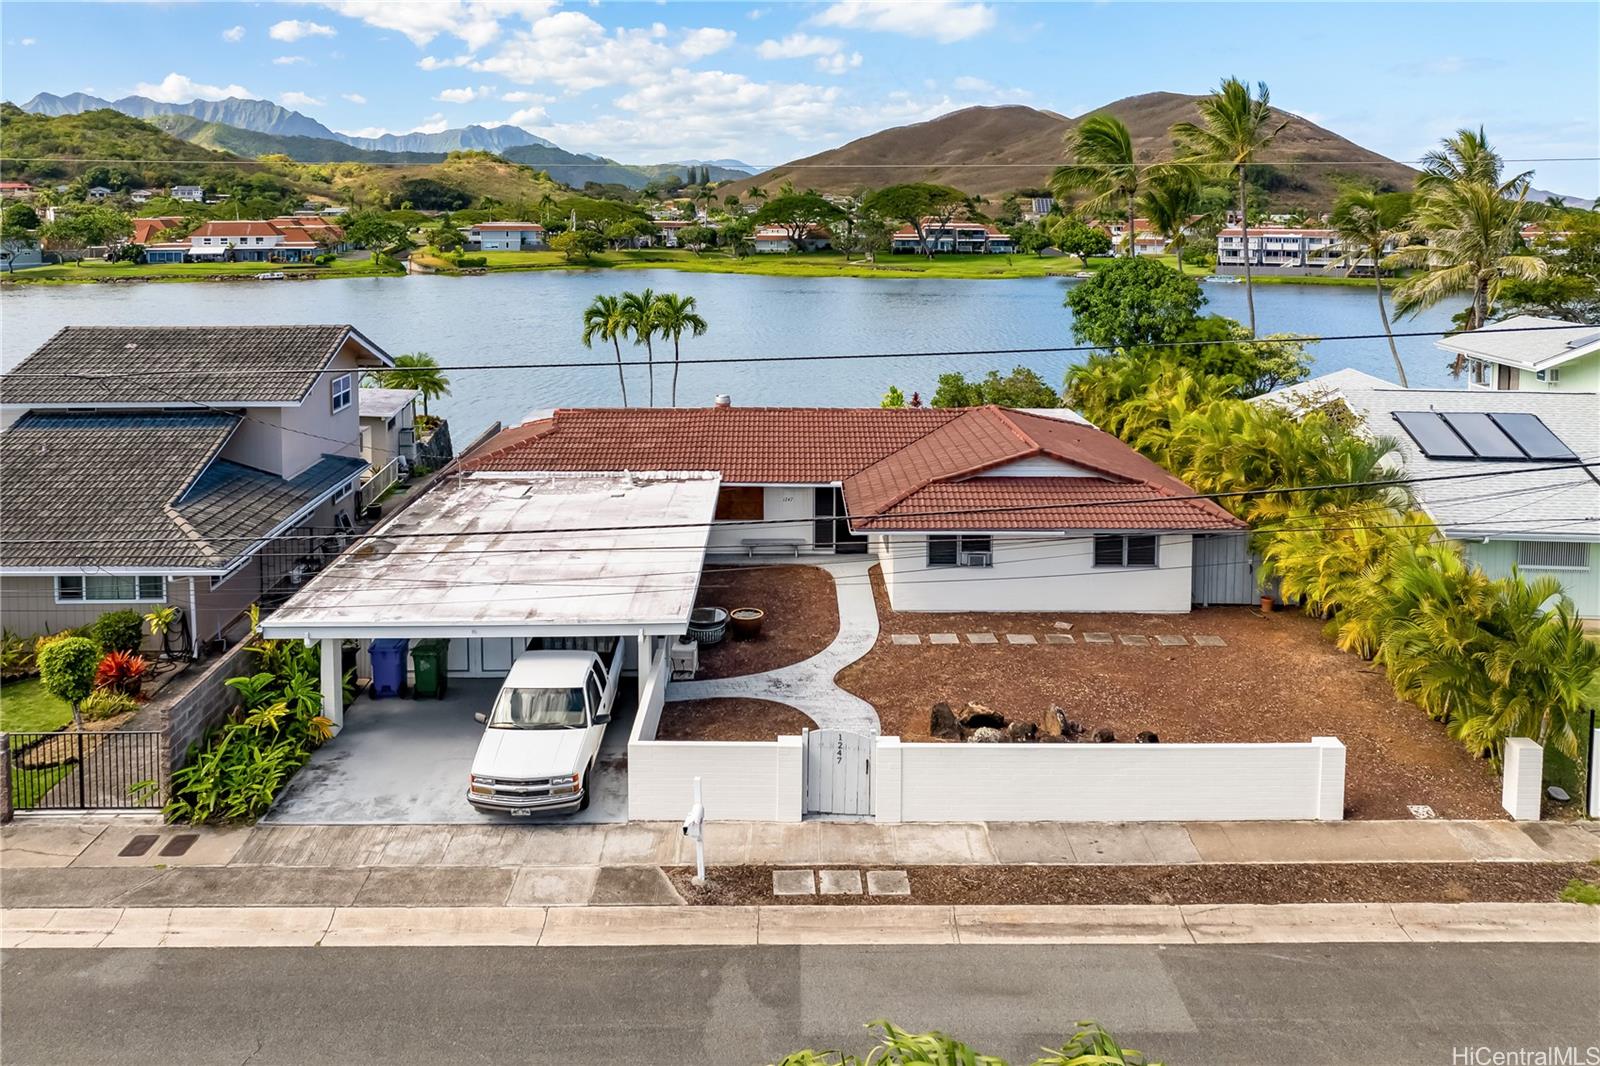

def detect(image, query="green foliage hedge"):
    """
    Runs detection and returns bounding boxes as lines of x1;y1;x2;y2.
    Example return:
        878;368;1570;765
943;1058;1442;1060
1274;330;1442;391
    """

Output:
93;609;145;653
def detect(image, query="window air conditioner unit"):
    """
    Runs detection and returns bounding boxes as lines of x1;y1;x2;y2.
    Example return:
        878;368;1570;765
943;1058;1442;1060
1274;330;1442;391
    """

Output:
960;551;992;568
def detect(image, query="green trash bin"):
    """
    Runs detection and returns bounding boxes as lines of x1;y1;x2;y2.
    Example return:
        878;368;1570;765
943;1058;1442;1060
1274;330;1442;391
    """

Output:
411;639;449;699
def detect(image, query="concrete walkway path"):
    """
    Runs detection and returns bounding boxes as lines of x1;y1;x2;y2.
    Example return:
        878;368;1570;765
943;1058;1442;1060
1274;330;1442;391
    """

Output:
5;901;1595;949
667;556;882;734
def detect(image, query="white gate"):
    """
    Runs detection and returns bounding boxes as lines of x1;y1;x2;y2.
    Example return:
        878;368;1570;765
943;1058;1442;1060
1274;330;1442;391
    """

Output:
804;729;873;817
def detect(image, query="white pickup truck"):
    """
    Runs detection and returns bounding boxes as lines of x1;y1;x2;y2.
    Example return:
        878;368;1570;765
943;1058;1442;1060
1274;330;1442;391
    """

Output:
467;641;625;815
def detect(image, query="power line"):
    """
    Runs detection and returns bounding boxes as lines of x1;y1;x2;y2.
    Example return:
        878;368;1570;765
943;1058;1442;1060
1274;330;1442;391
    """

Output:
8;156;1597;169
5;322;1590;381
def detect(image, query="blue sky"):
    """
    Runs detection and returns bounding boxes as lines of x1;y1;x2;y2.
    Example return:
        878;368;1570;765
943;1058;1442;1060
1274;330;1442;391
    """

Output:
2;1;1596;192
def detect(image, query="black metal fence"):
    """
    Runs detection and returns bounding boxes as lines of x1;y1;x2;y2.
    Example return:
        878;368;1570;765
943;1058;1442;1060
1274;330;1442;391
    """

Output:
5;729;165;811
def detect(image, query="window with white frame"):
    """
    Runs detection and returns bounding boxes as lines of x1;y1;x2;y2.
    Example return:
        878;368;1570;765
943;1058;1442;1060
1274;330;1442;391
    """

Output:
1093;534;1159;568
1517;541;1589;570
56;574;165;603
927;534;993;567
331;372;352;413
331;481;354;503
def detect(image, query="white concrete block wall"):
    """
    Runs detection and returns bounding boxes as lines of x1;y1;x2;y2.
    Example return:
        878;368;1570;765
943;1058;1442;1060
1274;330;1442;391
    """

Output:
1501;737;1543;821
873;532;1195;613
627;740;801;821
704;486;819;553
1590;729;1600;819
880;738;1344;822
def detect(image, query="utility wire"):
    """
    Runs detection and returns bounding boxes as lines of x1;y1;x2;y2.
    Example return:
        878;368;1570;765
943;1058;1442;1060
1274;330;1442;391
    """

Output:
9;156;1597;168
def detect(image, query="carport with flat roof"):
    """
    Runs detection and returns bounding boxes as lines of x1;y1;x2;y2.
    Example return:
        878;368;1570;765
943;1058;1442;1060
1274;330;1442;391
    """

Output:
259;470;721;823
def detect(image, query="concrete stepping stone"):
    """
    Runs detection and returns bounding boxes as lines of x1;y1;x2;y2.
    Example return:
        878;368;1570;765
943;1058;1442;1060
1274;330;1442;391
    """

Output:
890;634;921;646
966;633;998;644
929;633;959;645
1083;633;1114;644
1052;621;1073;630
1044;634;1075;645
866;870;911;896
818;869;863;895
1156;635;1188;646
1192;635;1226;647
772;869;817;896
1005;634;1037;645
1118;635;1150;646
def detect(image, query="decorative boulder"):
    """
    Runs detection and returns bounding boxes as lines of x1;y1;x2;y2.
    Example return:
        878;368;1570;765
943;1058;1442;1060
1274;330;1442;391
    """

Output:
1135;731;1160;744
1046;706;1085;742
929;702;963;741
1005;721;1037;742
1091;728;1118;743
967;726;1008;743
959;703;1008;731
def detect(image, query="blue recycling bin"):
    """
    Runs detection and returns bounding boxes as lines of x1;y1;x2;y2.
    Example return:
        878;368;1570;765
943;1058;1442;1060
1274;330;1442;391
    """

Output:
369;639;410;699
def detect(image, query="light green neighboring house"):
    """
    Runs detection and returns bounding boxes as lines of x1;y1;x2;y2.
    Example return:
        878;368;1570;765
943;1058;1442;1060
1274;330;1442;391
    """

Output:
1438;314;1600;392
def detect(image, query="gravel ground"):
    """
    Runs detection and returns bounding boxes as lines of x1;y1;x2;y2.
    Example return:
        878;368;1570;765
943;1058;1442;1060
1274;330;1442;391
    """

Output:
834;566;1505;820
691;565;839;680
669;862;1598;906
657;698;818;741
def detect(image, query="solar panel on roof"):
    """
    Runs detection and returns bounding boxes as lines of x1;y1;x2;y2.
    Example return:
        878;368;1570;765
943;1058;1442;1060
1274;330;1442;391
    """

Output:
1392;412;1475;459
1439;412;1525;459
1487;412;1579;461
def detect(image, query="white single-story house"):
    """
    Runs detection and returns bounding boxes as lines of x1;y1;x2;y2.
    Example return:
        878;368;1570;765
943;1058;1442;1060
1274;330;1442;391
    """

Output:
1437;314;1600;392
1261;369;1599;620
171;185;204;202
753;226;831;254
463;402;1247;614
464;222;546;251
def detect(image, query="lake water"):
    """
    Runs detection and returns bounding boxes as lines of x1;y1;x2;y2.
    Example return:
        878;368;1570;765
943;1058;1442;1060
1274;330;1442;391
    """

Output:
1;271;1458;443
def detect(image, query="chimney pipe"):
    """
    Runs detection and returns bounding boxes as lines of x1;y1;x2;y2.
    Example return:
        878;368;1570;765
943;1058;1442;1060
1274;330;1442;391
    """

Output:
712;394;732;408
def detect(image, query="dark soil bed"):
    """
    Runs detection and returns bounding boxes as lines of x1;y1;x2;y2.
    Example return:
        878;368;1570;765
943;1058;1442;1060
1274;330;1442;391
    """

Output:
834;566;1505;820
669;862;1597;906
657;698;817;741
692;565;838;679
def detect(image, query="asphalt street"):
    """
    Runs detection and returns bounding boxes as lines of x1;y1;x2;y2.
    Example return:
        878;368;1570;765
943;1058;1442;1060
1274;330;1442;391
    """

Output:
4;942;1597;1065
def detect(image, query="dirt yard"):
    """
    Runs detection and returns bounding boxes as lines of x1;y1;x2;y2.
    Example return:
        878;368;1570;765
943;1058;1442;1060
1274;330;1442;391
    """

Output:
690;564;838;679
656;698;818;741
834;566;1505;820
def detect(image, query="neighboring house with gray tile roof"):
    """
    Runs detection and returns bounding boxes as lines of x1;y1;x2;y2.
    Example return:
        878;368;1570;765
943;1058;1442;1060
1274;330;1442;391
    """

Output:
1436;314;1600;392
0;325;395;650
1261;371;1600;619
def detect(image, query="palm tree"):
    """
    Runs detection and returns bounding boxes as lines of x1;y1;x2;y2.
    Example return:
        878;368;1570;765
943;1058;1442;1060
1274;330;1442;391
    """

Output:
1138;167;1200;271
620;289;662;406
536;192;557;225
1172;78;1288;336
376;352;452;417
581;293;630;407
1417;127;1531;196
1327;188;1411;385
1052;114;1141;257
1387;179;1545;337
653;293;707;407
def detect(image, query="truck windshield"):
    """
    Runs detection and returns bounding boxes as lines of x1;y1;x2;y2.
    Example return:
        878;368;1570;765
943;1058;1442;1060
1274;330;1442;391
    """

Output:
487;687;587;729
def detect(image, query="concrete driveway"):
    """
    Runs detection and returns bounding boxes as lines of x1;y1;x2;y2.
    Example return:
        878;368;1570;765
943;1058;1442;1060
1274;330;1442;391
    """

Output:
264;678;632;825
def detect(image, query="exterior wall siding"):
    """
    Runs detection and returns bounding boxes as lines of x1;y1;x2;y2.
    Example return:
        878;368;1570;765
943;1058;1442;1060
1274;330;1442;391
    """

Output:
705;486;822;553
0;575;170;648
1460;538;1598;619
872;532;1195;613
1512;354;1600;392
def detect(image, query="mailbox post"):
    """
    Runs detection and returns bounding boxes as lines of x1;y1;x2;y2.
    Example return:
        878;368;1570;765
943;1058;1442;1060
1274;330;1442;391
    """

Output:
682;776;706;885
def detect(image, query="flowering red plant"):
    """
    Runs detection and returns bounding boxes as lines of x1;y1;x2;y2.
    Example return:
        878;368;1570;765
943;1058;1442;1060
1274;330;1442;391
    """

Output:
94;650;149;696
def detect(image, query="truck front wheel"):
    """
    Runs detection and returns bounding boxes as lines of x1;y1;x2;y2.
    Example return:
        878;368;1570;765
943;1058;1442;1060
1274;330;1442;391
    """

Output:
578;764;594;812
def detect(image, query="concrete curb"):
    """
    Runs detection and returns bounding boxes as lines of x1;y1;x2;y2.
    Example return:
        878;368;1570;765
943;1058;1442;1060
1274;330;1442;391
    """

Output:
3;902;1595;949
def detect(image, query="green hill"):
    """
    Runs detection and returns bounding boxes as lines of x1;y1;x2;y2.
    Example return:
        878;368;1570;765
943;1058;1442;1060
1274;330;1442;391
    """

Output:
150;114;448;165
0;103;247;188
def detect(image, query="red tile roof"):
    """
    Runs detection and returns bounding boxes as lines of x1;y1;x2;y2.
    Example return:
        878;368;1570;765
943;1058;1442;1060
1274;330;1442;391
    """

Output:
191;221;284;238
471;221;545;231
132;216;186;244
466;406;1242;533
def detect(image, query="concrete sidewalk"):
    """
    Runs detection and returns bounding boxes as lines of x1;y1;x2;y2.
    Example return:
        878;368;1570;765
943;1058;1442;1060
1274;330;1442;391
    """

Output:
5;817;1598;873
4;902;1595;949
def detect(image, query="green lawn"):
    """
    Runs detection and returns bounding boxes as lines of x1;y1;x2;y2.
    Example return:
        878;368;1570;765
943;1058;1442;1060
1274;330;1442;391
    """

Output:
11;762;70;811
4;256;401;286
0;678;73;734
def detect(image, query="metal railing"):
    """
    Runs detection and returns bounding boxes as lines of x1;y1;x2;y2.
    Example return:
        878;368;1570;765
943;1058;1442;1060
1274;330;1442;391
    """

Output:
358;456;402;511
5;729;166;811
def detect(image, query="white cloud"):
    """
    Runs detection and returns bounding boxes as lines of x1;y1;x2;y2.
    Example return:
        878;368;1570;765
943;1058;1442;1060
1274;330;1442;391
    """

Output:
506;105;547;125
132;73;254;103
814;1;995;43
342;92;368;104
952;75;992;92
280;91;327;108
319;1;557;50
20;37;37;46
470;11;678;91
500;90;552;103
221;26;244;43
338;113;451;140
270;19;337;42
435;86;484;103
680;27;735;59
273;55;309;65
756;33;843;59
815;51;863;75
418;54;474;70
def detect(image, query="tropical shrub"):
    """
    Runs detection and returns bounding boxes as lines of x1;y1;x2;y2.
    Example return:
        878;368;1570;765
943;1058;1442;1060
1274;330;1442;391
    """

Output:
82;689;140;721
770;1020;1160;1066
1;630;38;680
94;650;149;696
93;609;146;654
35;625;95;663
38;636;99;730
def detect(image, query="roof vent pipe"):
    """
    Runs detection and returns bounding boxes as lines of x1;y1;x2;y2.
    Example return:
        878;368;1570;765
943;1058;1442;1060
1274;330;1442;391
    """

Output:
713;394;732;408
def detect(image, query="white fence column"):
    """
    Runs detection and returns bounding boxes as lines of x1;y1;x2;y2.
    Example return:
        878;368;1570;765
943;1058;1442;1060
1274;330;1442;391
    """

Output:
874;736;903;824
775;735;804;823
1501;737;1543;821
1313;736;1346;821
319;637;344;735
1589;729;1600;819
